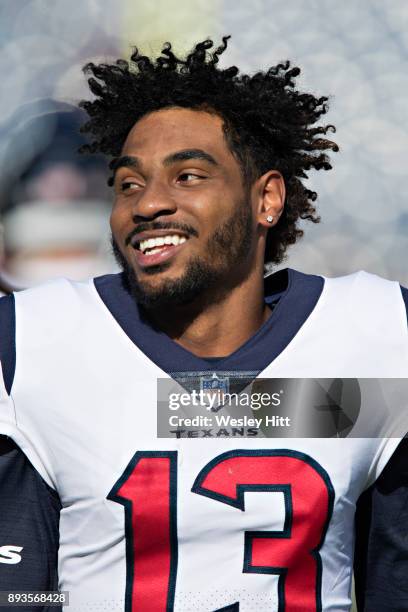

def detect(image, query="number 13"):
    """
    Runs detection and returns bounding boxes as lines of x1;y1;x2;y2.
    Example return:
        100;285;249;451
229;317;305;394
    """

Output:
108;449;334;611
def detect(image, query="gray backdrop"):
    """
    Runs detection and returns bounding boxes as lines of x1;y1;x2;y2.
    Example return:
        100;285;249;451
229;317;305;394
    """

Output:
1;0;406;283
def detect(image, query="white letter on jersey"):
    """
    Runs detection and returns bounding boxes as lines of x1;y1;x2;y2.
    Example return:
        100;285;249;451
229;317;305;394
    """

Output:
0;546;23;564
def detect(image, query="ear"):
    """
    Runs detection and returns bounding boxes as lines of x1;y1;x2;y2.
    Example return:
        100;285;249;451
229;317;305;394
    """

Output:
254;170;285;229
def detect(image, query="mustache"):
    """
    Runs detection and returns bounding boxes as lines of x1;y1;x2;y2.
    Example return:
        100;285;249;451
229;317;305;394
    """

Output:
125;221;199;246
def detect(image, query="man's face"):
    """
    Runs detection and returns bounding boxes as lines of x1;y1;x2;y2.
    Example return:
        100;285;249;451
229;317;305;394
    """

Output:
110;107;256;309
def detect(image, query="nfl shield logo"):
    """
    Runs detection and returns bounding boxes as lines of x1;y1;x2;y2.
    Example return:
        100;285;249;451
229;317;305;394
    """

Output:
200;373;230;411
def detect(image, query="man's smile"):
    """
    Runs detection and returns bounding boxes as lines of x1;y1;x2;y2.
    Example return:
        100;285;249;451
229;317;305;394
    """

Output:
132;232;189;268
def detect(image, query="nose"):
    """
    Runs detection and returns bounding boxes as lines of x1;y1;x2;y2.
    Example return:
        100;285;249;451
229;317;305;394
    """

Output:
131;180;177;221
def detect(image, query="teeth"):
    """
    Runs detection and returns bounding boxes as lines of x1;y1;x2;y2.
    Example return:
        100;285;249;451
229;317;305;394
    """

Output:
146;247;162;256
139;234;187;253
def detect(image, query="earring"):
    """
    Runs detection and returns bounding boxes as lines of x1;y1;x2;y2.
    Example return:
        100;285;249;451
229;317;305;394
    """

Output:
266;215;274;223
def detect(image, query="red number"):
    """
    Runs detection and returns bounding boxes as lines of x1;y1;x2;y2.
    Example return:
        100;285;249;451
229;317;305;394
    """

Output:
109;449;333;612
192;450;334;611
108;451;178;612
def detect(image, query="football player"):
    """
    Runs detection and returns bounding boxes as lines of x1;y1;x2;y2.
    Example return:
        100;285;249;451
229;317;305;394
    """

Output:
0;37;407;611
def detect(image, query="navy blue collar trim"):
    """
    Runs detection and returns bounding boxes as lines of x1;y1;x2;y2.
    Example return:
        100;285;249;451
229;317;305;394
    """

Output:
94;268;324;375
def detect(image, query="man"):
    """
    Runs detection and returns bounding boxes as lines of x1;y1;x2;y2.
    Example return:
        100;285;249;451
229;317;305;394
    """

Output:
0;37;407;611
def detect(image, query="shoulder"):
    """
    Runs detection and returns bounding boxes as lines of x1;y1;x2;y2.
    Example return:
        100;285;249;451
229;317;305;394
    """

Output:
12;274;110;336
320;269;407;322
322;268;400;291
13;273;125;317
0;275;118;395
13;275;92;311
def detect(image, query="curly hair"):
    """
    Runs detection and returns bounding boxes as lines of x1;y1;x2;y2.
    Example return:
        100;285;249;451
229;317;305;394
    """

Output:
79;36;338;265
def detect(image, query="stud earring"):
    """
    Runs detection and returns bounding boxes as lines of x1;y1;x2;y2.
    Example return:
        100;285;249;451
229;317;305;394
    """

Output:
266;215;274;223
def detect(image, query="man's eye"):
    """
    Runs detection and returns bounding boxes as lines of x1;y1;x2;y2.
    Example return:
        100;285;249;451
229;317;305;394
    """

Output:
121;181;140;191
177;173;204;183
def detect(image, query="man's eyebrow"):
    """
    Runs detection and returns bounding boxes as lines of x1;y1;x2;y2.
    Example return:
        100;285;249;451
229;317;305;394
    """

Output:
163;149;219;166
111;155;142;176
111;149;218;179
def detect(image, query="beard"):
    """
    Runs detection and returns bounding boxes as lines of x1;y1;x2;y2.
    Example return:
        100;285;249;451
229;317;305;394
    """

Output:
111;199;253;311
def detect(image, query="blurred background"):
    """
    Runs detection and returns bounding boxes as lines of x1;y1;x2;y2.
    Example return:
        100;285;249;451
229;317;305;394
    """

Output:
0;0;407;291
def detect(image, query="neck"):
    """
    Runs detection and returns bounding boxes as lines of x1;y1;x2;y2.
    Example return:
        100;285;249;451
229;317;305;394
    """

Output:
145;264;271;358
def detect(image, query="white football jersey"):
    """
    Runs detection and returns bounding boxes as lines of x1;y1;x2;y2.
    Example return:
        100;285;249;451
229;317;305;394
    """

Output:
0;269;407;611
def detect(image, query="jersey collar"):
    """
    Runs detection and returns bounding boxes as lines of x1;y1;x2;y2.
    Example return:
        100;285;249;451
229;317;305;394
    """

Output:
94;268;324;376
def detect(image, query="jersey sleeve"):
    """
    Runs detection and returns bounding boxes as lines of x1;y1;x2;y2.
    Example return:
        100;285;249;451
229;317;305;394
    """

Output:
0;296;61;605
354;437;408;611
0;294;56;489
0;295;15;395
354;287;408;608
0;436;61;611
401;285;408;326
0;294;19;438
